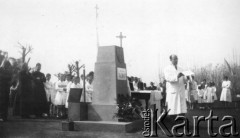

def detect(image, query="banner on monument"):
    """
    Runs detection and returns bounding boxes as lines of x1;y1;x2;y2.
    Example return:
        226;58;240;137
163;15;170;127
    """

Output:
117;68;127;80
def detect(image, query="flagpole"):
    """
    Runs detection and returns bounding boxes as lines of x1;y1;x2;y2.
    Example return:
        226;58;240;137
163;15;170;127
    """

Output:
95;4;100;47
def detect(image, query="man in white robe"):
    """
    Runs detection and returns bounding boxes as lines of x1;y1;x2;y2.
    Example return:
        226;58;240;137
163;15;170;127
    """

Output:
164;55;187;116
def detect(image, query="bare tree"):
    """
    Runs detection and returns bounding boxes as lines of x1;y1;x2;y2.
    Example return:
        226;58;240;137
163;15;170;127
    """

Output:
17;42;33;64
74;61;84;78
66;61;85;77
67;64;75;76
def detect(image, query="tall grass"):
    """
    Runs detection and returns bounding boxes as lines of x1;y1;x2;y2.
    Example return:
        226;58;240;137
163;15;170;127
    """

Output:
192;59;240;101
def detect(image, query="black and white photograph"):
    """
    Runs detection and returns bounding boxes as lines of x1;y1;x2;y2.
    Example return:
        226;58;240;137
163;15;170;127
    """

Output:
0;0;240;137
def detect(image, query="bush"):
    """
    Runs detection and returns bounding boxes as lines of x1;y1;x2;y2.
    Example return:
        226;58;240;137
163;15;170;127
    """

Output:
114;94;142;122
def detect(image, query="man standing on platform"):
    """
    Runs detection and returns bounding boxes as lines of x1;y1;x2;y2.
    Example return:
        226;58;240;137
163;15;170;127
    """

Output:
164;55;187;118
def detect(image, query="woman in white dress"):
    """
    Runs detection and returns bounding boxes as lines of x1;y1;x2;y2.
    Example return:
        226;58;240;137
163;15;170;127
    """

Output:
85;72;94;102
198;79;207;109
54;74;67;118
44;73;55;116
197;85;205;109
212;82;218;102
189;76;198;110
220;76;232;107
204;82;217;109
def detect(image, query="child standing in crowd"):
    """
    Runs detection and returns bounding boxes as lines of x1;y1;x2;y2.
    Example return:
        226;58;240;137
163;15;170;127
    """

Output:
64;74;72;117
44;73;55;117
198;79;207;109
204;82;215;109
198;85;205;109
55;74;67;118
220;76;232;107
188;76;198;110
212;82;217;102
185;76;191;110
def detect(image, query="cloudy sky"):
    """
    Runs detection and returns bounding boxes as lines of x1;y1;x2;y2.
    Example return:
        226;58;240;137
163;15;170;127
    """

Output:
1;0;240;83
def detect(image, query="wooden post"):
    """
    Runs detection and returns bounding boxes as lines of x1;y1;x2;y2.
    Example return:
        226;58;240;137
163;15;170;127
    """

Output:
83;66;86;102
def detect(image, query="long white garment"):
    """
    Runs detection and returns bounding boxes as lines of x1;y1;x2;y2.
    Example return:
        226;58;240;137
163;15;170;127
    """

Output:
205;87;214;103
80;81;93;102
65;81;72;108
190;81;198;101
220;80;232;102
185;80;191;102
198;89;205;103
164;64;187;115
212;86;217;101
54;81;67;105
65;83;82;108
44;80;55;103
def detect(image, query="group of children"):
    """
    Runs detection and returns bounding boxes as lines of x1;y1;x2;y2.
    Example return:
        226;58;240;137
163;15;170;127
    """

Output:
186;77;218;110
197;80;217;109
44;72;94;119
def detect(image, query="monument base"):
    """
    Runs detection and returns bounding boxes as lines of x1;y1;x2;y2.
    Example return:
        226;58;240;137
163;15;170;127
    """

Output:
68;102;88;121
72;120;143;133
62;121;74;131
88;104;118;121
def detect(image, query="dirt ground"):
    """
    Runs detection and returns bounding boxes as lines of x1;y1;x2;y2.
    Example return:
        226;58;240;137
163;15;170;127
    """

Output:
0;108;239;138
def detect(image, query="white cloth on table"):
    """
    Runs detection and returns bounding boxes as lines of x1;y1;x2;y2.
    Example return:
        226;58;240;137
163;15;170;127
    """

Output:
54;81;67;105
149;90;162;117
220;80;232;102
164;64;187;115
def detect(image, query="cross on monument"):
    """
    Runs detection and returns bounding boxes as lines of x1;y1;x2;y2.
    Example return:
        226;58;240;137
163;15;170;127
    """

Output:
116;32;126;47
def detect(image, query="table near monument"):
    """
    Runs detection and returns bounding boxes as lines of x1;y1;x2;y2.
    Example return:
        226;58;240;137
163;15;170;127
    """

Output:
131;90;162;117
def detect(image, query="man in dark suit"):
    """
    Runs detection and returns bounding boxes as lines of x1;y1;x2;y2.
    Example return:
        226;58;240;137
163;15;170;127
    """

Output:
137;78;144;90
32;63;48;118
128;77;134;91
147;82;157;90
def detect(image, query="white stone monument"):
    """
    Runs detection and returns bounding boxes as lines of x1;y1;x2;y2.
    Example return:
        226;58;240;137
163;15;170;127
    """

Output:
88;45;129;121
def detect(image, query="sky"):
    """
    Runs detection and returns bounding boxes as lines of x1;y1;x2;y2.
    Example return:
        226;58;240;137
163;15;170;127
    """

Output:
0;0;240;84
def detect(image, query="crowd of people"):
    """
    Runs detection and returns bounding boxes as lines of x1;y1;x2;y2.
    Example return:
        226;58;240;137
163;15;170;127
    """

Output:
0;50;235;122
0;51;94;121
164;54;234;119
44;71;94;119
185;74;233;111
127;76;161;91
128;54;236;120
